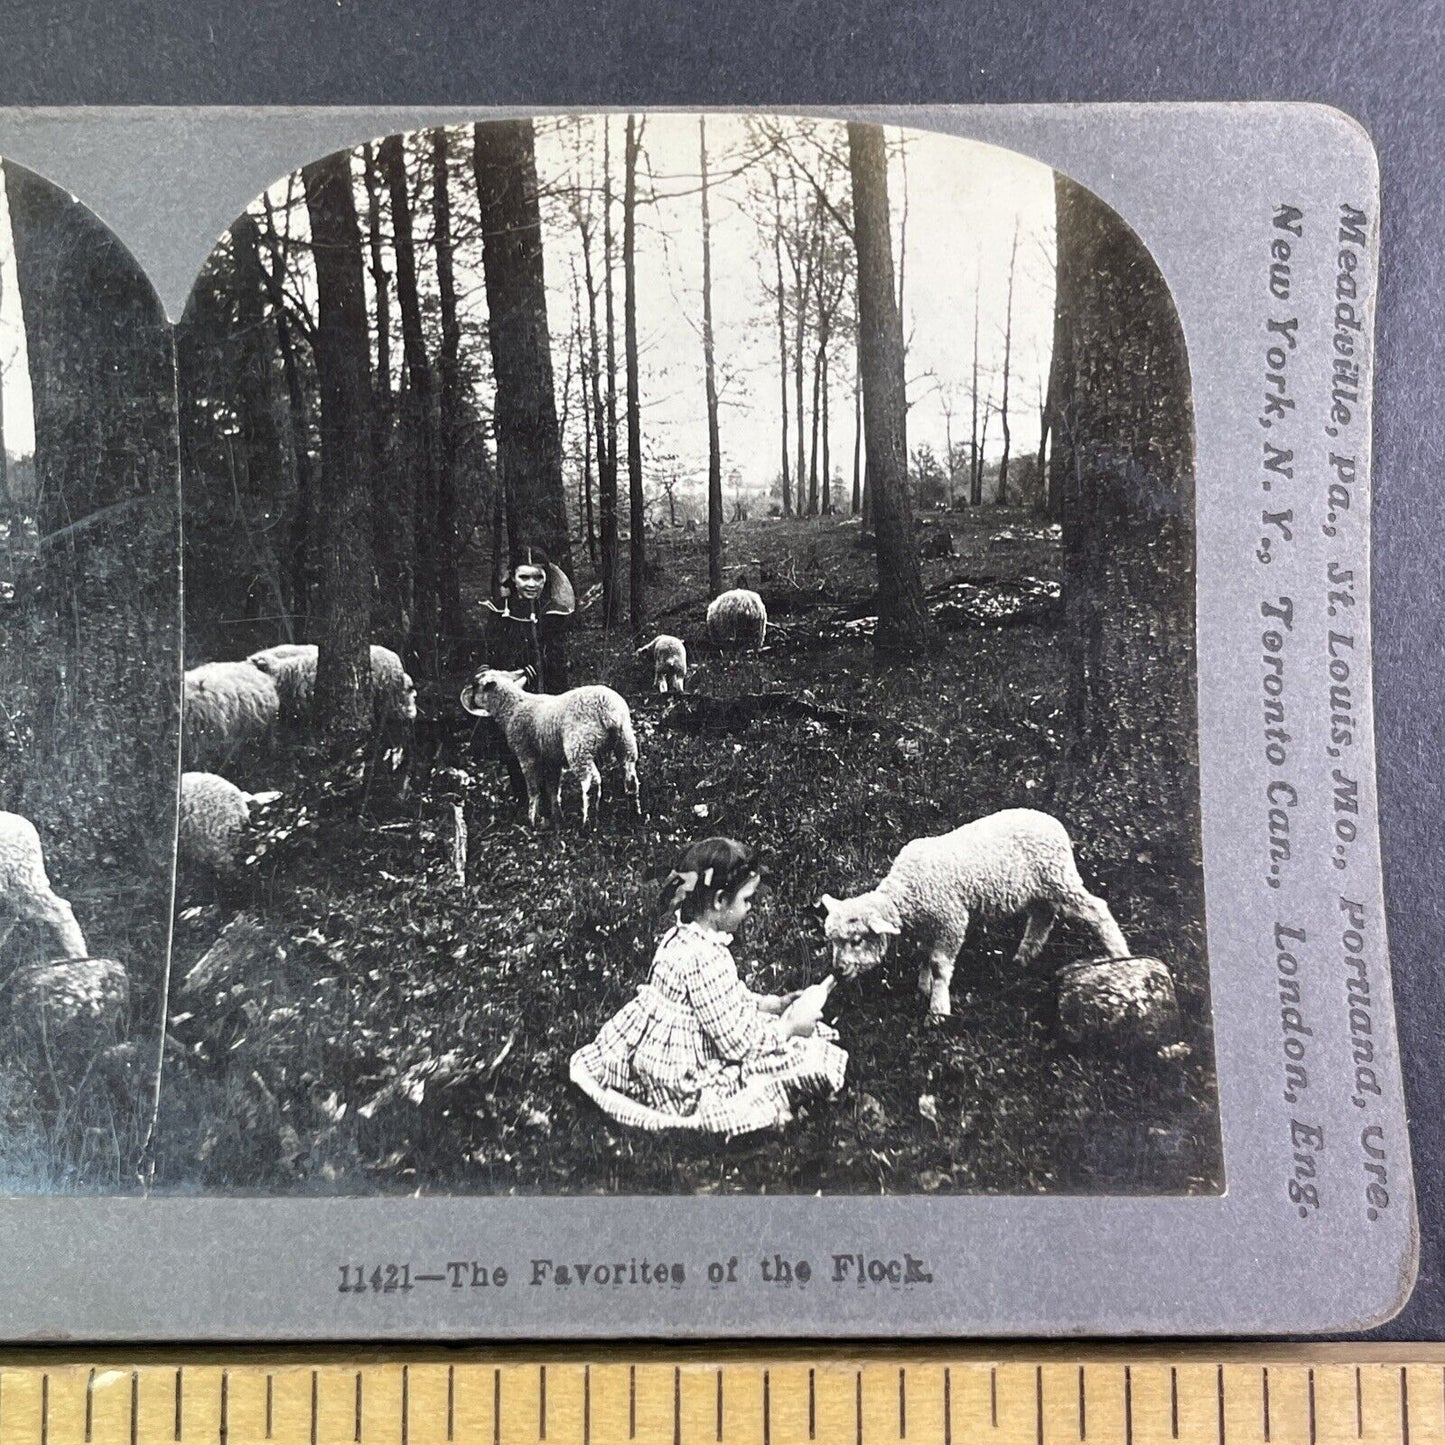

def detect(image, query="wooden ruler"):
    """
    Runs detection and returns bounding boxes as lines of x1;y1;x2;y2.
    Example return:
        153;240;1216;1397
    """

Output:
0;1348;1441;1445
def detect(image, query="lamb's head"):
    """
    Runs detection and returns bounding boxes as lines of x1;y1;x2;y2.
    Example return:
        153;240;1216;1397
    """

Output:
398;672;419;721
460;667;529;719
819;892;901;977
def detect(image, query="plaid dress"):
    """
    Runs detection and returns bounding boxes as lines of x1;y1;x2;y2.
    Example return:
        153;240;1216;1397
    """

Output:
570;921;848;1136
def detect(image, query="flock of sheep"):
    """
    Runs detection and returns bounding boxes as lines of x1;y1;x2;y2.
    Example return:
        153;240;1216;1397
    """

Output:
4;580;1171;1042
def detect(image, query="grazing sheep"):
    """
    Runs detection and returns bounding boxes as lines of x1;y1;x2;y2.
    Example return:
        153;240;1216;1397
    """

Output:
183;661;280;767
636;634;688;693
706;588;768;651
0;812;88;960
460;668;639;826
820;808;1129;1018
178;771;281;875
247;643;418;727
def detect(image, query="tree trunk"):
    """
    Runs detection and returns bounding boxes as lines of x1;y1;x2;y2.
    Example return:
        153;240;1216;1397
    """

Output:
852;354;863;516
1042;322;1065;520
360;145;398;641
793;234;810;519
997;222;1018;505
700;118;723;596
580;223;607;575
302;149;374;740
473;119;572;575
846;123;930;655
807;342;822;516
1052;171;1197;859
772;174;791;517
969;267;982;506
258;192;318;628
624;114;646;637
380;134;429;655
601;120;621;625
821;347;832;514
431;127;465;648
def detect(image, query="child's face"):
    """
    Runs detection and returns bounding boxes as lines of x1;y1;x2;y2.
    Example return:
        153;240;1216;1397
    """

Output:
709;874;760;936
512;565;547;601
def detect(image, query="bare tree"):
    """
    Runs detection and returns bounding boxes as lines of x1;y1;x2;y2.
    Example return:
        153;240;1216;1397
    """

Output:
770;172;792;515
431;126;465;645
996;220;1019;504
700;117;724;595
624;114;647;636
847;123;930;654
969;256;983;506
473;119;572;573
302;148;374;738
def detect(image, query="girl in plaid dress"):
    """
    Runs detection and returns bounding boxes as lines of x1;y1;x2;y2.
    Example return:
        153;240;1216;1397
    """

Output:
570;838;848;1135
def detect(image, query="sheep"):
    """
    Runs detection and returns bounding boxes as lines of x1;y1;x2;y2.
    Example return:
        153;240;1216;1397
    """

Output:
178;771;281;875
247;643;418;727
0;812;88;960
706;588;768;651
182;661;280;768
459;668;639;826
820;808;1129;1018
635;634;688;693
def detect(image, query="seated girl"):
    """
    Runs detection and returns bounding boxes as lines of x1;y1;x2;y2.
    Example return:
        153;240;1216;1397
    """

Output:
570;837;848;1135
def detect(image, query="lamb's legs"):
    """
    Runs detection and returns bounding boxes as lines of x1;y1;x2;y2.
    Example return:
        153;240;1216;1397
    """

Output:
518;760;545;828
1014;903;1056;966
1059;891;1130;958
924;926;967;1018
622;758;640;815
575;762;602;827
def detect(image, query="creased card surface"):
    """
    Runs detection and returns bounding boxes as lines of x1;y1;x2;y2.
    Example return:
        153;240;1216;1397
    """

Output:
0;103;1413;1338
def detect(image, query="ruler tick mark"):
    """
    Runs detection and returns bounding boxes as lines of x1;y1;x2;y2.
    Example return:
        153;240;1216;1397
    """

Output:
944;1368;952;1445
354;1371;363;1443
41;1373;48;1445
855;1371;862;1445
1036;1366;1044;1445
1308;1370;1316;1445
402;1365;410;1445
310;1371;317;1445
991;1368;999;1429
718;1368;725;1442
176;1368;184;1442
899;1367;907;1438
1357;1367;1364;1437
763;1370;771;1445
1217;1364;1225;1445
1402;1366;1411;1445
1263;1367;1271;1442
1078;1366;1086;1440
130;1371;138;1445
539;1365;546;1441
86;1367;95;1443
807;1368;814;1441
266;1375;274;1440
493;1370;501;1445
630;1365;636;1440
584;1367;591;1445
221;1370;230;1445
447;1366;454;1443
1125;1367;1133;1445
1171;1368;1179;1440
674;1366;682;1445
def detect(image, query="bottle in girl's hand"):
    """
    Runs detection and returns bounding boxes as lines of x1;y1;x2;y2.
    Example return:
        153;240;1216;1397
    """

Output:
782;974;835;1035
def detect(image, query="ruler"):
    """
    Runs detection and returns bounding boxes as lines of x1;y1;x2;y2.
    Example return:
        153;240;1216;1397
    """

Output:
0;1348;1440;1445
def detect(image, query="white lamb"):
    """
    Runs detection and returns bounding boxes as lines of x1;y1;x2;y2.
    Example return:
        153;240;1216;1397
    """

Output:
247;643;418;726
706;588;768;651
182;661;281;767
0;812;88;960
636;634;688;693
820;807;1129;1018
178;771;281;875
460;668;640;826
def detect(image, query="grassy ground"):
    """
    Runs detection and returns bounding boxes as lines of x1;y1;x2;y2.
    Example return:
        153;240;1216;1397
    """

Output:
158;509;1222;1197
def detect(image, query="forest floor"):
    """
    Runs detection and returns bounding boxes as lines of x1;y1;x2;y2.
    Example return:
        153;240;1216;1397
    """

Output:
156;507;1223;1197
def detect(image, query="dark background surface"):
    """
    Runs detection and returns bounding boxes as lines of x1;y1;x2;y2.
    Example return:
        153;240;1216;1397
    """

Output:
0;0;1440;1339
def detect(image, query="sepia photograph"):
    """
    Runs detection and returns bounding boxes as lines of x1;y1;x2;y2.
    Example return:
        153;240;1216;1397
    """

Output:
0;157;180;1192
1;112;1220;1199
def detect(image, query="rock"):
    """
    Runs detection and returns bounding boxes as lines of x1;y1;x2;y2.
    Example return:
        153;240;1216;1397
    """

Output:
1056;955;1181;1052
